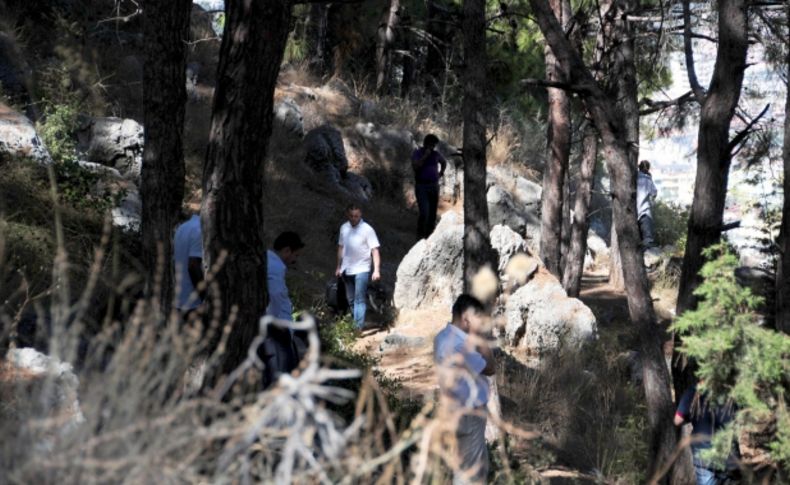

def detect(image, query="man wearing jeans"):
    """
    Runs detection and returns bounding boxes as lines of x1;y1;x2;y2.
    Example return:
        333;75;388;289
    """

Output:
434;295;496;485
412;134;447;239
335;204;381;330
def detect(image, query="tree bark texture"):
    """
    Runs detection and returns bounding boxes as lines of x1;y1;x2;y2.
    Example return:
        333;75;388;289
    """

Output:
539;0;572;279
462;0;496;291
306;3;329;77
141;0;192;315
676;0;748;317
202;0;292;373
775;5;790;335
527;0;677;476
563;124;598;297
375;0;400;95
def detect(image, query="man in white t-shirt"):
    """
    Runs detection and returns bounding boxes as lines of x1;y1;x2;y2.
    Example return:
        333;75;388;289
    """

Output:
173;212;204;316
335;204;381;329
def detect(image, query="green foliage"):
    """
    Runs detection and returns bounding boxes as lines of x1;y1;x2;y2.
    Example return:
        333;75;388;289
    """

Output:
671;244;790;468
652;200;689;252
37;101;80;164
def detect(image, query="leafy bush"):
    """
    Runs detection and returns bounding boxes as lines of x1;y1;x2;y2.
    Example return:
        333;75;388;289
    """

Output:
671;243;790;469
652;200;689;252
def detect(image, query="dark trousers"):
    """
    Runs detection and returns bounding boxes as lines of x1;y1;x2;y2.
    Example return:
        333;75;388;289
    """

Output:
259;327;300;389
416;182;439;239
639;214;656;249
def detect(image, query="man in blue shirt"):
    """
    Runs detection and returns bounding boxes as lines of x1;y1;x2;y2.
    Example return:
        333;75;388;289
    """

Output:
173;213;204;318
412;134;447;239
674;383;739;484
260;231;305;389
434;294;496;484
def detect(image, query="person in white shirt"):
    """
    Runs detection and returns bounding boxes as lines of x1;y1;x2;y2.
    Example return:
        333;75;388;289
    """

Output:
434;294;496;485
335;204;381;330
173;212;203;316
636;160;658;248
261;231;304;388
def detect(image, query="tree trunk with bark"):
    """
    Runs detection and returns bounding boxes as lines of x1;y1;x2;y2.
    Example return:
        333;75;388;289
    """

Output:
563;124;598;297
306;3;329;77
539;0;572;278
462;0;495;291
673;0;750;405
141;0;192;315
676;0;749;317
376;0;400;95
202;0;292;374
527;0;677;476
774;5;790;335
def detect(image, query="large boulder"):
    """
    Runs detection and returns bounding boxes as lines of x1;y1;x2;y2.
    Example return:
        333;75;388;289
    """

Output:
76;117;144;179
273;97;304;138
0;104;51;164
304;124;349;183
514;176;542;208
394;212;464;311
394;216;536;311
504;270;597;355
111;184;142;232
4;348;85;436
486;184;541;252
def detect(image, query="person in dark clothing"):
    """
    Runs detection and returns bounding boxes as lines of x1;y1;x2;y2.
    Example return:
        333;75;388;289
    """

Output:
412;134;447;239
675;383;740;485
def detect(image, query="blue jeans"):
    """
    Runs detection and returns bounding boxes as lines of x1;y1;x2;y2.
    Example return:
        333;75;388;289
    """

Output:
415;182;439;239
343;271;369;329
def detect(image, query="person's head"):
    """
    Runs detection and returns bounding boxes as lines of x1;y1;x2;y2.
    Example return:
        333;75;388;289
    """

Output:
423;134;439;150
273;231;305;266
345;203;362;227
451;294;486;333
639;160;651;174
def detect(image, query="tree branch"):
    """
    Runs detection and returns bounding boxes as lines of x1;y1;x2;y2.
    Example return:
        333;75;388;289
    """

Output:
520;78;594;95
639;90;696;115
728;103;771;154
682;0;706;102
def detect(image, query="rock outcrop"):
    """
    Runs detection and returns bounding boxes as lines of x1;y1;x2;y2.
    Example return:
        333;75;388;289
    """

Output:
76;116;144;179
0;104;51;164
504;270;597;355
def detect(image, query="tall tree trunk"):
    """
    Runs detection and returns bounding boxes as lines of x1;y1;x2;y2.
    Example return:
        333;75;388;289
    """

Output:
306;3;329;77
462;0;495;290
676;0;749;317
202;0;292;374
774;5;790;335
400;9;414;97
673;0;749;403
141;0;192;315
376;0;400;95
539;0;572;278
563;124;598;297
527;0;677;475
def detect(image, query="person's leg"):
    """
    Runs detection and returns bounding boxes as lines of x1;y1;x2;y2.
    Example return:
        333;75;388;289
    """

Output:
342;273;355;316
453;413;489;485
426;183;440;237
639;214;656;248
352;272;369;329
415;184;430;239
693;465;719;485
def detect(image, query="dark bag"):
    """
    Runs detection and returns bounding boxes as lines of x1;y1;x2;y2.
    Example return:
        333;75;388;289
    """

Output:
325;277;349;313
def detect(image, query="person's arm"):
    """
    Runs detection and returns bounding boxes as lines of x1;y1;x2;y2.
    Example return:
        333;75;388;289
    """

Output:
475;336;496;376
674;387;694;426
335;245;344;277
371;247;381;281
650;180;658;200
187;257;206;300
438;153;447;178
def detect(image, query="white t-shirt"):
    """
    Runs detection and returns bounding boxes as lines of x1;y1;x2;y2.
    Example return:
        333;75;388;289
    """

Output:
174;214;203;310
338;220;380;275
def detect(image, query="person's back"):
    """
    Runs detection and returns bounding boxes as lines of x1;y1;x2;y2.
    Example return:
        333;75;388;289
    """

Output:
173;214;203;312
636;170;657;219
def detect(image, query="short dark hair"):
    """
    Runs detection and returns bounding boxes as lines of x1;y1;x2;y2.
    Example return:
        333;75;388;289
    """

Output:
273;231;305;251
423;134;439;146
345;203;361;213
639;160;651;172
452;294;484;320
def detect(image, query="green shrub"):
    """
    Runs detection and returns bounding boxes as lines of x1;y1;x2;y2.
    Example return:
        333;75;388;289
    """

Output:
652;200;689;251
671;243;790;469
37;101;80;164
